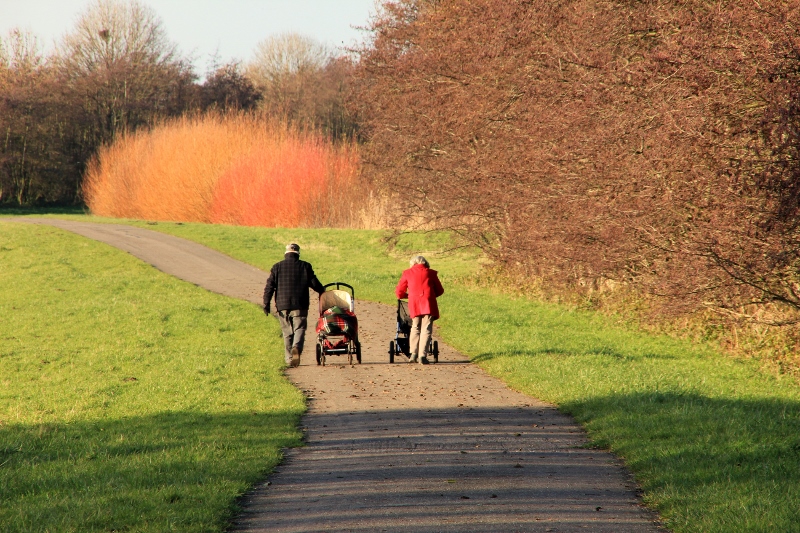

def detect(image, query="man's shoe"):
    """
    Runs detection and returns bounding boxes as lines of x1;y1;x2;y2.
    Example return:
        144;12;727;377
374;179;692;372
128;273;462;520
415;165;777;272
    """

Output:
419;356;429;365
290;347;300;368
408;355;417;363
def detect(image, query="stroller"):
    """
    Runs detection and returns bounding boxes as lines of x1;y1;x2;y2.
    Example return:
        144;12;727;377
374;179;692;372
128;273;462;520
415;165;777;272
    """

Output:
388;300;439;363
315;282;361;366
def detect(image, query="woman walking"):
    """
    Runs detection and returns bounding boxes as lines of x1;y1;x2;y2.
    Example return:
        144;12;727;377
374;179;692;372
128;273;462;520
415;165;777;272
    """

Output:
395;255;444;364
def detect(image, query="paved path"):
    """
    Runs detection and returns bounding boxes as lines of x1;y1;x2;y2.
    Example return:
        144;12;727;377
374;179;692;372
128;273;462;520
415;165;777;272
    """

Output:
12;219;665;532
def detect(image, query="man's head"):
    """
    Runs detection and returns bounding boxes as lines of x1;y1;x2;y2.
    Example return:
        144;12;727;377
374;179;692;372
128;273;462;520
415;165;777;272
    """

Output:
285;243;300;256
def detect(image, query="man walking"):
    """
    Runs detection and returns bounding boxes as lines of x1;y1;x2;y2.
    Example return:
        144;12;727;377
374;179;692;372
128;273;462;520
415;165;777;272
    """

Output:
263;243;325;367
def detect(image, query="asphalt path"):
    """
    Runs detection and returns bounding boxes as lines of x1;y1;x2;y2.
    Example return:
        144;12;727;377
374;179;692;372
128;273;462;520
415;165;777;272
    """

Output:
12;219;665;532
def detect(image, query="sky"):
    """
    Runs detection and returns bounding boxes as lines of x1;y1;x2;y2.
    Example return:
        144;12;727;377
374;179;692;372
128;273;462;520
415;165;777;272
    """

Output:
0;0;378;73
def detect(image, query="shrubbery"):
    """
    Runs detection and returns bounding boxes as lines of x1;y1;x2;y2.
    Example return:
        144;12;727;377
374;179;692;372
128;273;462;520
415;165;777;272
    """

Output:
83;113;368;228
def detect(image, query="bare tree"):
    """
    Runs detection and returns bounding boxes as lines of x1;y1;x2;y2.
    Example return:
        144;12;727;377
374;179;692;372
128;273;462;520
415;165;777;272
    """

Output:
246;33;355;137
56;0;195;149
247;32;332;88
0;29;71;205
59;0;177;74
0;28;44;72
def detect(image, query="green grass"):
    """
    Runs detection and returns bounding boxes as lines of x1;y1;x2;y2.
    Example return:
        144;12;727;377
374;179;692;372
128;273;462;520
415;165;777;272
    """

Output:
2;212;481;305
0;222;304;532
3;212;800;532
438;292;800;533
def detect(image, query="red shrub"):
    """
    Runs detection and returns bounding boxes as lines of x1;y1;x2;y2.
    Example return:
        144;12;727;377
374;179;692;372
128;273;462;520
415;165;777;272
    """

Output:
209;136;359;227
84;113;367;228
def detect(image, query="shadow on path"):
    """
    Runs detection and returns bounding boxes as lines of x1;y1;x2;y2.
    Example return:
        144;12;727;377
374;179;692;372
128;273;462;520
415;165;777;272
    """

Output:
234;405;659;532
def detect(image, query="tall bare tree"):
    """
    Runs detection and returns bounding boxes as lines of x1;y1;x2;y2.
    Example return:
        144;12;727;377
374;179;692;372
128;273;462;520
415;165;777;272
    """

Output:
246;33;355;137
248;33;331;88
0;28;43;72
56;0;195;152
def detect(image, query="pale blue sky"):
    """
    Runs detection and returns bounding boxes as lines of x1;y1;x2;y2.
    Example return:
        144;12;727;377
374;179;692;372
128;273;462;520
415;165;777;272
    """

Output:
0;0;377;72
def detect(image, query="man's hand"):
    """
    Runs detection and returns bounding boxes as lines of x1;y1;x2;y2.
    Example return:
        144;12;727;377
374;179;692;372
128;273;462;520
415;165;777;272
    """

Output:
263;305;270;315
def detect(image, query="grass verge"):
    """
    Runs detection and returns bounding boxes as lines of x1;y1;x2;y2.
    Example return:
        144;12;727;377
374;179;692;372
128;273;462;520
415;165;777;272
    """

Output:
1;212;481;305
3;213;800;532
439;292;800;533
0;222;304;532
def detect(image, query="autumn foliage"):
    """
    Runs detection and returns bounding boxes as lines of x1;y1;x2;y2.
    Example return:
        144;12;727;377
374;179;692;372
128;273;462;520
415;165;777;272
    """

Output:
83;113;367;228
352;0;800;326
0;2;351;207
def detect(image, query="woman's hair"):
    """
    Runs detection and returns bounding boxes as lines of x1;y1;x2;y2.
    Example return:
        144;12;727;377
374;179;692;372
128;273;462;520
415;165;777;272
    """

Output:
409;255;429;267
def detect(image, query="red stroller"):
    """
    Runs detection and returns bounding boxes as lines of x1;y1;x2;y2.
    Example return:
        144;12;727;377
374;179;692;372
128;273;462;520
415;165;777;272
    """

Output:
315;282;361;366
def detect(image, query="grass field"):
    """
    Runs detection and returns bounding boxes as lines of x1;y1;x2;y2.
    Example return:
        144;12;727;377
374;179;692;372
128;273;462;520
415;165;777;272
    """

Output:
0;221;304;532
3;212;800;532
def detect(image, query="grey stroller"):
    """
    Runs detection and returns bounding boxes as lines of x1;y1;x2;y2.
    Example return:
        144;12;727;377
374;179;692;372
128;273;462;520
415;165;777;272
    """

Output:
387;299;438;363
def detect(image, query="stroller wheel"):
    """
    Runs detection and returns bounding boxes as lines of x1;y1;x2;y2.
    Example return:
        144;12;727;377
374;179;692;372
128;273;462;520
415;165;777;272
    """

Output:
433;340;439;363
316;343;323;366
389;341;395;364
356;341;362;364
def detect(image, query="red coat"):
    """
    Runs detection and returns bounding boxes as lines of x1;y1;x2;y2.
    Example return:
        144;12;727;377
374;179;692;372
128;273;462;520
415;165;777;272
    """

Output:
395;264;445;319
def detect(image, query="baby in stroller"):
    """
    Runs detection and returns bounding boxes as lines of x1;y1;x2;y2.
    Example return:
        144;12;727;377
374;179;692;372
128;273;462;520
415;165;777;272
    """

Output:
315;282;361;366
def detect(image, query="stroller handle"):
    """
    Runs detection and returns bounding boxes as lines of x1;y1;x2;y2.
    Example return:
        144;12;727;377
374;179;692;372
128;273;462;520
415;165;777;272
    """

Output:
323;282;354;298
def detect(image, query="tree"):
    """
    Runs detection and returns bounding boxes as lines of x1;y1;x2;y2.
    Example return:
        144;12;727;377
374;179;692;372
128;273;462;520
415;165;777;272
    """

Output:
0;0;199;206
247;33;355;137
0;29;72;205
56;0;195;156
247;33;331;90
352;0;800;324
200;61;261;111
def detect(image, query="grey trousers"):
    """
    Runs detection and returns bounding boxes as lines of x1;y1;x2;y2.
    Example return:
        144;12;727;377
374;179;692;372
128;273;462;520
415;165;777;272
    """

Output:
277;310;308;364
409;314;434;359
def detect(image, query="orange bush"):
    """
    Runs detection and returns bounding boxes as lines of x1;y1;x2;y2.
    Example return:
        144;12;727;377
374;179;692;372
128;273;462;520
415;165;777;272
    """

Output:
83;113;369;228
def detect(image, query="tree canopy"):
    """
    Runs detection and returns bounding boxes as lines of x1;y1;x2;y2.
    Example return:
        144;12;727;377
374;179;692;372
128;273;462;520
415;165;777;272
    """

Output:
351;0;800;321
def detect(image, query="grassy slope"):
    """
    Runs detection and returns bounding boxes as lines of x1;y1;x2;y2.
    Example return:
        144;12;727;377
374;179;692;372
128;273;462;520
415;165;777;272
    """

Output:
0;222;304;532
3;213;800;532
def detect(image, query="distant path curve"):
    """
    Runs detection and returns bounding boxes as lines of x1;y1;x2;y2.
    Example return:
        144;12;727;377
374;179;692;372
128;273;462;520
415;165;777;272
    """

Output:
12;218;665;532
